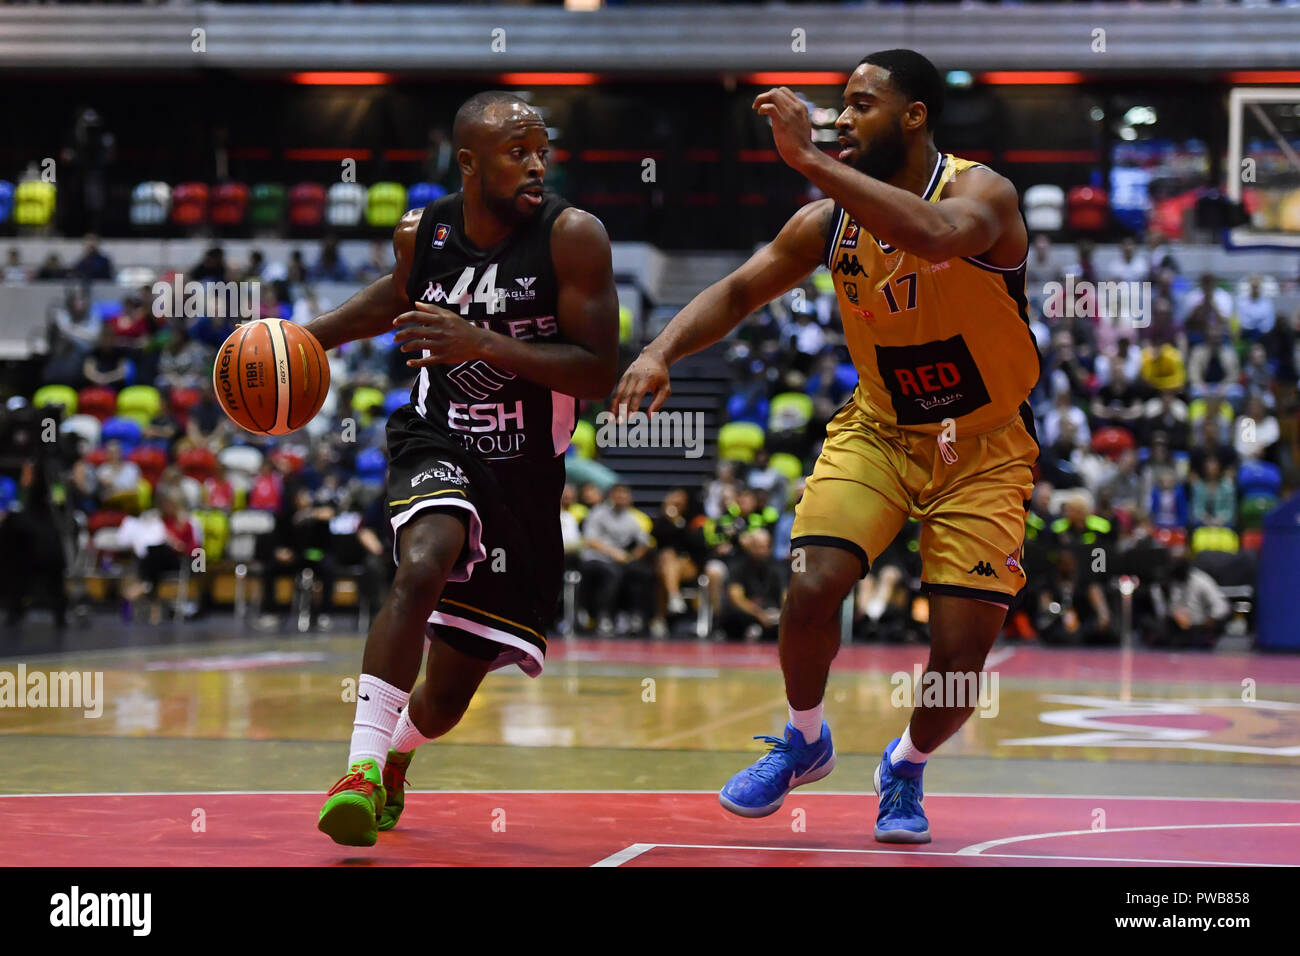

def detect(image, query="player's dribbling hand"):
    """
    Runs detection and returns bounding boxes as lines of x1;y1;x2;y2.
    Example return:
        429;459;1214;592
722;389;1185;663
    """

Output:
753;87;817;172
393;303;489;367
612;350;672;421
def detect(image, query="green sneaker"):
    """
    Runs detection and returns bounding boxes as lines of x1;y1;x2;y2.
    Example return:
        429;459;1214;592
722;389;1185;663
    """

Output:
378;749;415;832
318;759;386;847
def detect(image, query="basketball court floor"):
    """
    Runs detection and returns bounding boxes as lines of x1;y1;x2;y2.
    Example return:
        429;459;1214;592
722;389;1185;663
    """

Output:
1;627;1297;867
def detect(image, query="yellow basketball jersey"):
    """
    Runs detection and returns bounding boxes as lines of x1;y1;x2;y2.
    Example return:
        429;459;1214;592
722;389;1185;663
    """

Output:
824;152;1040;437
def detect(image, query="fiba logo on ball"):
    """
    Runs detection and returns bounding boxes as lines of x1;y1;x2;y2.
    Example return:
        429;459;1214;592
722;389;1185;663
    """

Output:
213;318;329;436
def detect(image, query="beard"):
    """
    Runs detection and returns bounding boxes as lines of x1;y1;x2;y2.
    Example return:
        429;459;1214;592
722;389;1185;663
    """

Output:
851;122;907;181
484;187;540;226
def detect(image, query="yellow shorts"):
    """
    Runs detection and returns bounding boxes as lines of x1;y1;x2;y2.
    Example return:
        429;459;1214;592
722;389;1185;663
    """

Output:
790;402;1039;607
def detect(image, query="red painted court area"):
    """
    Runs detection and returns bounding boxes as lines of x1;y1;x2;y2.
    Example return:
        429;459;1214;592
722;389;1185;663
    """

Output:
1;792;1296;867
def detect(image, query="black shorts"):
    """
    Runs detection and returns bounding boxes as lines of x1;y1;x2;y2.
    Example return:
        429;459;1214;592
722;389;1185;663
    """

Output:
385;404;566;677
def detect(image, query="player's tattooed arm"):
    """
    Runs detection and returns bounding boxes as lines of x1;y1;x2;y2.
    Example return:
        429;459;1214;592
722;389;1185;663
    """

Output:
303;209;422;352
611;199;829;416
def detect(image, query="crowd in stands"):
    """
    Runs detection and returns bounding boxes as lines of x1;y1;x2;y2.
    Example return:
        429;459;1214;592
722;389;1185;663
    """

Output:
4;226;1300;649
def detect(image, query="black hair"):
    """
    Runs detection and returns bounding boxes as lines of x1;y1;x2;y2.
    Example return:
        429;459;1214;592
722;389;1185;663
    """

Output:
859;49;944;130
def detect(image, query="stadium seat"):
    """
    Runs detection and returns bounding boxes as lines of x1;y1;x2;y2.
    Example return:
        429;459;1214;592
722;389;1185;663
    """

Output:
177;447;218;482
768;452;804;484
0;181;13;224
564;454;618;491
116;385;162;423
171;182;210;227
128;446;168;486
249;183;287;228
1240;528;1264;552
1090;426;1135;459
211;182;250;227
289;182;327;228
196;510;229;562
366;182;407;228
129;181;171;226
0;476;16;510
1190;526;1239;556
168;386;202;426
570;419;596;460
61;414;101;451
355;447;387;486
77;387;117;423
1238;460;1282;498
351;386;385;424
14;180;56;227
1066;185;1109;234
768;392;813;434
406;182;446;210
228;509;276;564
718;421;765;463
326;183;366;227
218;445;263;480
83;447;109;467
383;388;410;418
1238;494;1278;531
33;384;78;415
1152;527;1186;549
727;393;769;427
1023;184;1065;232
101;416;143;450
87;509;127;534
268;448;305;474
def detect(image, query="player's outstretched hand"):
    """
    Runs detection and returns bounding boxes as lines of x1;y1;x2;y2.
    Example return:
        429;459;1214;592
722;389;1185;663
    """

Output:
753;86;817;172
393;303;488;367
612;350;672;421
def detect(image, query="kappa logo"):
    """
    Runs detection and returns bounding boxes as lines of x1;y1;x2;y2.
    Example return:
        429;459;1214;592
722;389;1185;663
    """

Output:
421;281;447;303
840;222;860;249
968;561;998;578
833;255;866;277
410;459;469;488
432;223;452;249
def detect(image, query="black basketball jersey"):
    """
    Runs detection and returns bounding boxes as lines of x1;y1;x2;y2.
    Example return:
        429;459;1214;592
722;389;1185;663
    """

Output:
402;191;577;462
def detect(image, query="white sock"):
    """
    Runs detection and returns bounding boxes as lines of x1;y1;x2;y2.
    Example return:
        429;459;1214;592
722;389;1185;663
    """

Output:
891;725;931;766
390;704;436;754
788;702;824;744
348;674;410;771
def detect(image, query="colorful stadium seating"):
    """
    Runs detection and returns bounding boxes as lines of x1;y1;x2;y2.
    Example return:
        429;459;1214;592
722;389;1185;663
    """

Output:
0;181;13;224
406;182;447;210
326;183;365;227
210;182;250;227
249;183;287;228
15;180;56;227
570;419;596;460
289;182;327;228
100;416;143;450
117;385;163;423
33;384;78;415
77;387;118;422
366;182;407;228
718;421;765;463
177;447;218;482
129;182;171;226
171;182;210;227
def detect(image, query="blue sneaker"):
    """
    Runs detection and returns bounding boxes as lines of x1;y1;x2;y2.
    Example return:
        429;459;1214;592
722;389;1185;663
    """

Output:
872;737;931;843
718;722;836;818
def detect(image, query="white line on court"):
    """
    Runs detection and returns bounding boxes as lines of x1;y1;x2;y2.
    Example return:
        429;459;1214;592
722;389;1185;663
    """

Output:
957;821;1300;855
591;843;656;867
588;842;1293;868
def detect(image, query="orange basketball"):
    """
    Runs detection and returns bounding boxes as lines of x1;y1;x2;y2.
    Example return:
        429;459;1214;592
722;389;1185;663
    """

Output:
213;319;329;436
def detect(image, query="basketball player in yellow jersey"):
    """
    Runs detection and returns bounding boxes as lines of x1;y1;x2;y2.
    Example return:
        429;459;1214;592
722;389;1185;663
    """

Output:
615;50;1039;842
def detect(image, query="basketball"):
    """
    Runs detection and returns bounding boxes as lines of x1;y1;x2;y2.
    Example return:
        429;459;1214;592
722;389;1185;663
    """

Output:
213;318;329;436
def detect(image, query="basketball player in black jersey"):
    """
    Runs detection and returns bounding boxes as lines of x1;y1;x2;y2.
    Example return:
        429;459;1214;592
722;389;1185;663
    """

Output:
307;92;619;847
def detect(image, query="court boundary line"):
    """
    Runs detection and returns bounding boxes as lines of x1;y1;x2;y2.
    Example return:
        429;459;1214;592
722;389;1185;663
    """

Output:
588;842;1292;868
3;789;1300;802
957;821;1300;855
